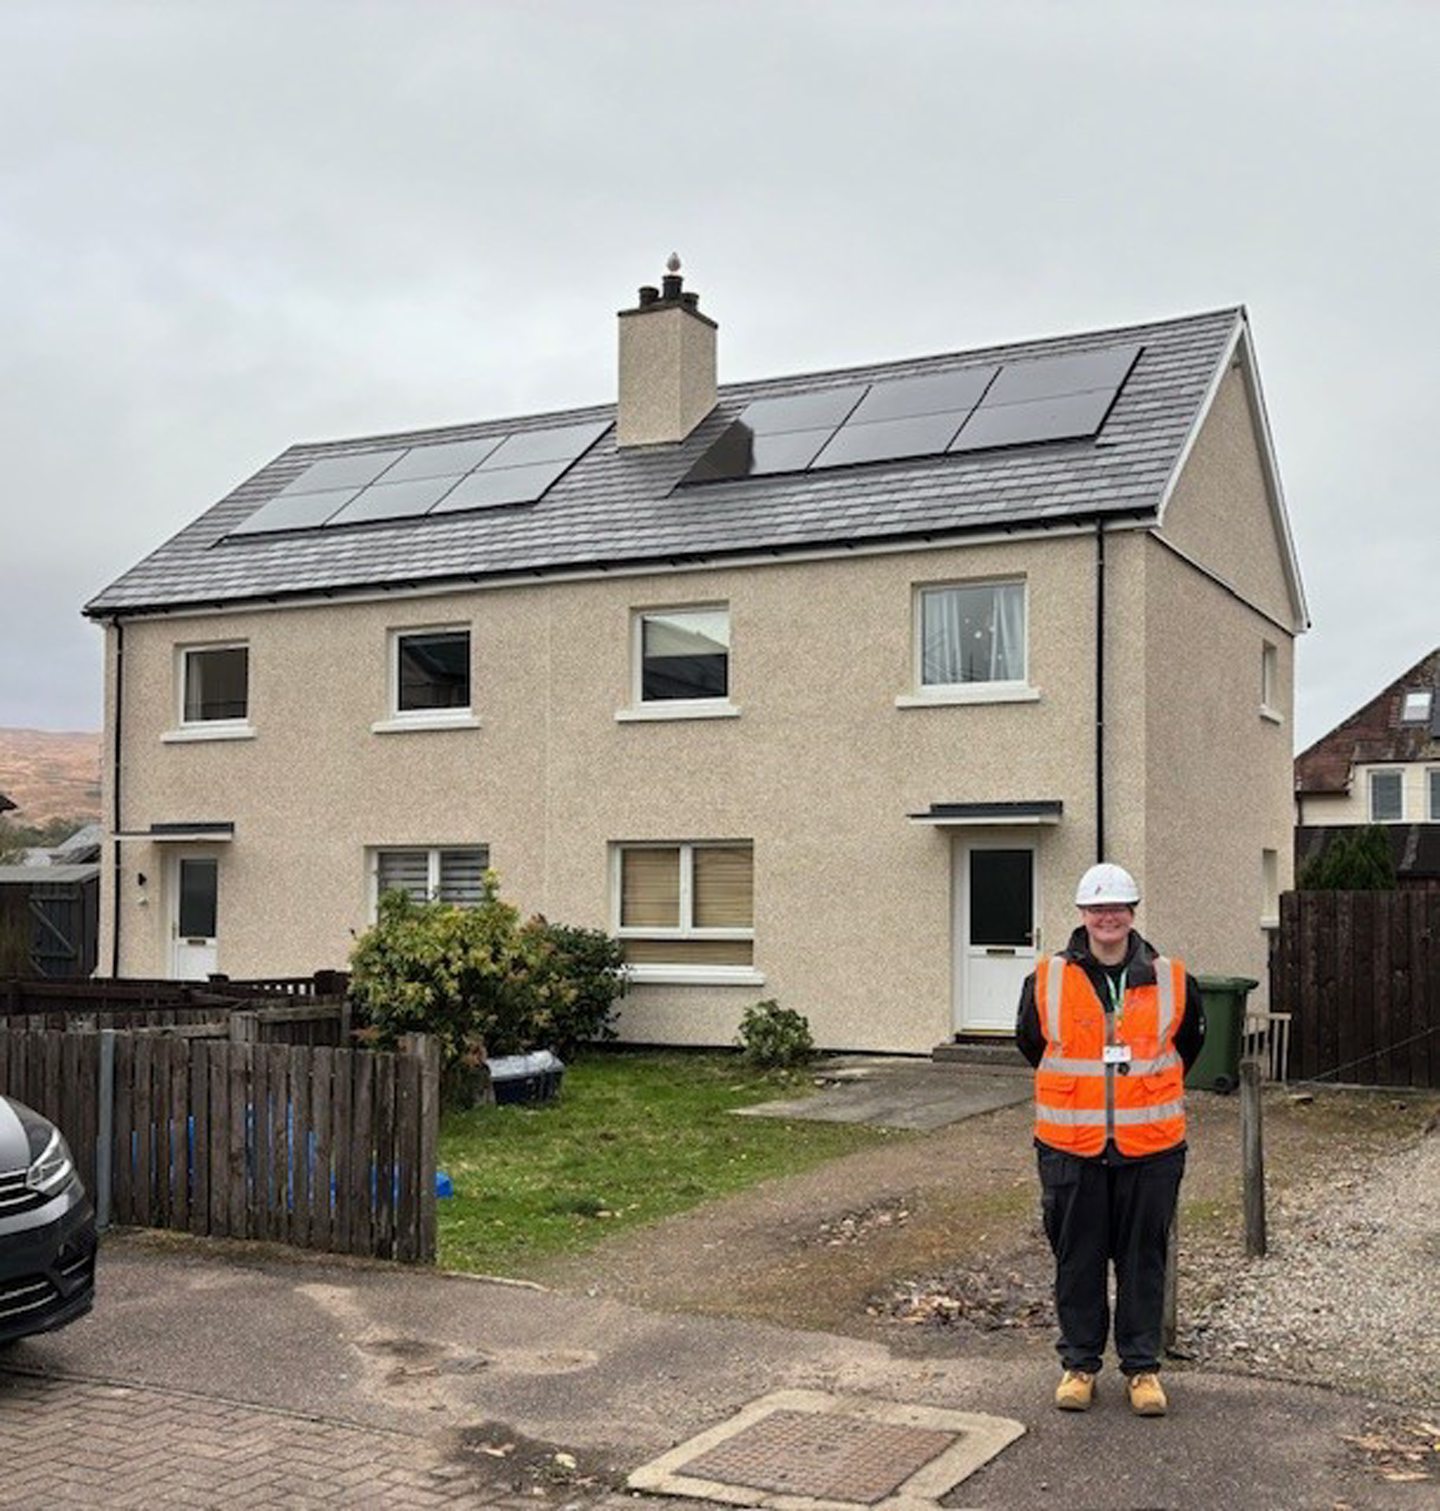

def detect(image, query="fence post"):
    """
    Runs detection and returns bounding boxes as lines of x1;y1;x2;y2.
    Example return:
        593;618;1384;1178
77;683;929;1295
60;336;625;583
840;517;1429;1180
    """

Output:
96;1028;115;1231
1241;1057;1267;1257
230;1011;257;1044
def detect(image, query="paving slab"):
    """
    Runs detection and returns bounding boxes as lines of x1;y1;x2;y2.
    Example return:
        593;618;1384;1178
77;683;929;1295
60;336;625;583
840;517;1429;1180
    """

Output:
735;1060;1031;1131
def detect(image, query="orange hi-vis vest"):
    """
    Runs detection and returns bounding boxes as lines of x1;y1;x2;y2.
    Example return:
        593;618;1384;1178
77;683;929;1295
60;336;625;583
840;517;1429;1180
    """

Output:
1034;953;1187;1158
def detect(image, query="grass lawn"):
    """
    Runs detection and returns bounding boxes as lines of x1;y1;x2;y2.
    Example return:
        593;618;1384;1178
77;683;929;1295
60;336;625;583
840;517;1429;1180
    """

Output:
436;1051;902;1276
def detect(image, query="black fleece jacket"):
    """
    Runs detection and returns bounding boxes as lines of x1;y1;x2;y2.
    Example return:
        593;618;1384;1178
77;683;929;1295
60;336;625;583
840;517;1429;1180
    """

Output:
1015;925;1207;1163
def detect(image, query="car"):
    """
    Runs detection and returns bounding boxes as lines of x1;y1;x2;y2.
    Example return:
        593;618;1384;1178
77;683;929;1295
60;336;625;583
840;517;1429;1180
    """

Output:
0;1095;97;1345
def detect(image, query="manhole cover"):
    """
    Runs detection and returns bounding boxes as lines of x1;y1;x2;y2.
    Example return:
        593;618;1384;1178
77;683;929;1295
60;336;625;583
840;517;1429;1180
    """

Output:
628;1388;1025;1510
685;1408;954;1504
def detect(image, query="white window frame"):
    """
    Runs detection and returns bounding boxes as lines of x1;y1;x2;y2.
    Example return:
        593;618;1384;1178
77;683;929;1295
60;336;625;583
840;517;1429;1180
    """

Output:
617;604;739;723
898;577;1039;709
610;841;762;985
368;845;488;917
1401;690;1433;724
372;624;480;734
1428;768;1440;823
1368;769;1404;824
1260;641;1283;724
163;641;255;743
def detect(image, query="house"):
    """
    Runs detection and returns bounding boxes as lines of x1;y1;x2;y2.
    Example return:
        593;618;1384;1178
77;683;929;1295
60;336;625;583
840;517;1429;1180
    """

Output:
1294;647;1440;890
83;265;1307;1051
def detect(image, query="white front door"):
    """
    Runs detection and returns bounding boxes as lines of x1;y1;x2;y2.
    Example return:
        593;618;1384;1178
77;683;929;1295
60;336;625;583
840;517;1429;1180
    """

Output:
954;840;1038;1033
171;854;219;980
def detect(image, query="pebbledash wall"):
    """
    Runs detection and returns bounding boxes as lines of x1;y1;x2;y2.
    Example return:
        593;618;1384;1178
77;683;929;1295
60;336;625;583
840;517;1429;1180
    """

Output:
98;372;1299;1053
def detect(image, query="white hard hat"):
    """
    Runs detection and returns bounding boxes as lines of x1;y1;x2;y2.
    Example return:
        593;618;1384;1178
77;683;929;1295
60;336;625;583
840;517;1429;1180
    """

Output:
1075;863;1140;906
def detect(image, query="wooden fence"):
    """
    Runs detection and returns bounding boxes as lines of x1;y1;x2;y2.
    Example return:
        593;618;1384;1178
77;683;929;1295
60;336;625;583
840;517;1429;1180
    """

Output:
0;1027;438;1262
1271;890;1440;1089
1;976;350;1041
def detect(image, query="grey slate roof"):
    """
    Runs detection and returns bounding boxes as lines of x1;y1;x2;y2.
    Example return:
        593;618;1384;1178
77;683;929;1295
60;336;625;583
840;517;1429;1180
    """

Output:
85;307;1242;617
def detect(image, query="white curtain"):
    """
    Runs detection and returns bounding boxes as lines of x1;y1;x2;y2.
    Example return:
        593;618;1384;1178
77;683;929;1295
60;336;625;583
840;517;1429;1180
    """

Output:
922;584;1024;685
990;583;1024;681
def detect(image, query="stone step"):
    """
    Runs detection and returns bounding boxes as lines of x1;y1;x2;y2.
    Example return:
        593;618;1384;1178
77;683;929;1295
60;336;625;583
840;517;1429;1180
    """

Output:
932;1038;1028;1069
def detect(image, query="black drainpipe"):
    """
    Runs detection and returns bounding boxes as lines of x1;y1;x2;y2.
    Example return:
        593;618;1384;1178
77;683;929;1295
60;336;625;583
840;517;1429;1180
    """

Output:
110;618;124;977
1094;520;1106;864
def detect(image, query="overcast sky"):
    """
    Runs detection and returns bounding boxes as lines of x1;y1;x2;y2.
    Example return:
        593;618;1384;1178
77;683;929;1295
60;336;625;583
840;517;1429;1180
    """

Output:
3;1;1436;751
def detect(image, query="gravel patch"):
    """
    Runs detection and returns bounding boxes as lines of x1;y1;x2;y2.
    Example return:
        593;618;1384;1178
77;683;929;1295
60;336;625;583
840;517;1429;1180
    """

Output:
1187;1123;1440;1408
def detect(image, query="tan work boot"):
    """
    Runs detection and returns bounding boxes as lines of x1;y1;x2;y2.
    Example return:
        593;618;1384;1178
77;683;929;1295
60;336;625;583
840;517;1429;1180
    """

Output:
1055;1369;1096;1411
1126;1372;1168;1416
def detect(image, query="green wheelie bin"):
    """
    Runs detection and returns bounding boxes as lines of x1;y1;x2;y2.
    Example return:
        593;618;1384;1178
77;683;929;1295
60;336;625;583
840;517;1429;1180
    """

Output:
1184;974;1259;1094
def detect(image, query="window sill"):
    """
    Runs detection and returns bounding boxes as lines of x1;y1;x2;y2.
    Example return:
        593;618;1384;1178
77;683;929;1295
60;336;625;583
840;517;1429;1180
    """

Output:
371;715;481;734
1260;916;1280;931
1259;706;1284;725
624;965;766;987
895;685;1041;709
161;724;256;744
615;702;741;723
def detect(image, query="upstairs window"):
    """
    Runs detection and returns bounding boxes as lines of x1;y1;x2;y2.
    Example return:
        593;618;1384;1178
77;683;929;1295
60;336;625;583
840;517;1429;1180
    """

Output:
919;581;1026;689
1429;769;1440;822
637;607;730;704
372;845;489;912
1401;689;1433;724
182;644;249;724
394;628;471;716
1368;770;1403;824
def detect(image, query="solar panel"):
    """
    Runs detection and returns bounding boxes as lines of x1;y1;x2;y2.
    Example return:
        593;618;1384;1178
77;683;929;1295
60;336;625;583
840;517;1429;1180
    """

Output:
274;450;405;496
377;437;503;483
682;423;835;484
846;366;997;425
812;410;969;469
949;390;1118;453
325;475;459;527
983;345;1140;406
736;385;868;435
481;420;610;470
228;488;360;536
430;458;572;512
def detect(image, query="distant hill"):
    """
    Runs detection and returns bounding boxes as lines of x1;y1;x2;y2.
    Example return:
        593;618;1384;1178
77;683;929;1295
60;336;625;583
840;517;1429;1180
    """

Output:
0;728;102;824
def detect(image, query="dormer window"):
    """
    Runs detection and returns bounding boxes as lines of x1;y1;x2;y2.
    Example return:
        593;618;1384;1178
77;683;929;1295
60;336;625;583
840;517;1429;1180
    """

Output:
1401;689;1433;724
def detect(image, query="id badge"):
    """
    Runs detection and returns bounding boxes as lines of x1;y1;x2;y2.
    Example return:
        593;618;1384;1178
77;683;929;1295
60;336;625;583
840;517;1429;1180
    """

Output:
1103;1044;1132;1066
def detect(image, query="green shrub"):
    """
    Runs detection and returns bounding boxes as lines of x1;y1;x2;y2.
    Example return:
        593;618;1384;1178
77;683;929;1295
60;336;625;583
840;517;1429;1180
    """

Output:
521;919;626;1060
1298;826;1397;890
736;999;815;1069
348;877;546;1088
347;876;626;1101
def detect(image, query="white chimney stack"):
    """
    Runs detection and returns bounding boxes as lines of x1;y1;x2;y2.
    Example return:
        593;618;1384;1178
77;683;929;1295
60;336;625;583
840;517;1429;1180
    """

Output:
616;254;717;448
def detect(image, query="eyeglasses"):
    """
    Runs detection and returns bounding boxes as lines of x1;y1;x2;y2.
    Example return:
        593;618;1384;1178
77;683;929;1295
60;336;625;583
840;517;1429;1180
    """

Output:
1080;904;1133;917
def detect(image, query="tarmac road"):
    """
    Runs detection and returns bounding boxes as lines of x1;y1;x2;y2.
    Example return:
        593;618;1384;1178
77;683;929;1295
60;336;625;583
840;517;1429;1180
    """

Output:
0;1234;1430;1509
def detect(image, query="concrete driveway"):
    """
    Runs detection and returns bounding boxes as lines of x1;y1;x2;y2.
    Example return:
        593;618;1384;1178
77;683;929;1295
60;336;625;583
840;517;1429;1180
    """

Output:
0;1234;1427;1509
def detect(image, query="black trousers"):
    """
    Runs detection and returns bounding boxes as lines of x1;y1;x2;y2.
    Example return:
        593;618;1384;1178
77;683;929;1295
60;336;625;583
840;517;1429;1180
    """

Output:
1037;1144;1185;1375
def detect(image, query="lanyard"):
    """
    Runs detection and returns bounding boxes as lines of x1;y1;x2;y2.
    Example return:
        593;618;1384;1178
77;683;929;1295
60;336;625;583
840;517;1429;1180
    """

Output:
1103;967;1128;1023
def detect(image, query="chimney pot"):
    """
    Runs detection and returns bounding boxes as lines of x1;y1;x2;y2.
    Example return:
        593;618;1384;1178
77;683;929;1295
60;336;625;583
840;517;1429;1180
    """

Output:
662;272;683;301
638;285;660;306
681;291;699;309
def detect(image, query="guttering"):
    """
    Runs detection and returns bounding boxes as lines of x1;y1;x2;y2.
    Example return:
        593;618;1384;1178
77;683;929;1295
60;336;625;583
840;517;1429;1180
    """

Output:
83;506;1161;624
110;618;124;977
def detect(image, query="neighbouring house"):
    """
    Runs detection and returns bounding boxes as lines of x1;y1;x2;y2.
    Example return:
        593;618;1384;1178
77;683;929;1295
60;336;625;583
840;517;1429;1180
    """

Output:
1294;647;1440;892
83;267;1306;1051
